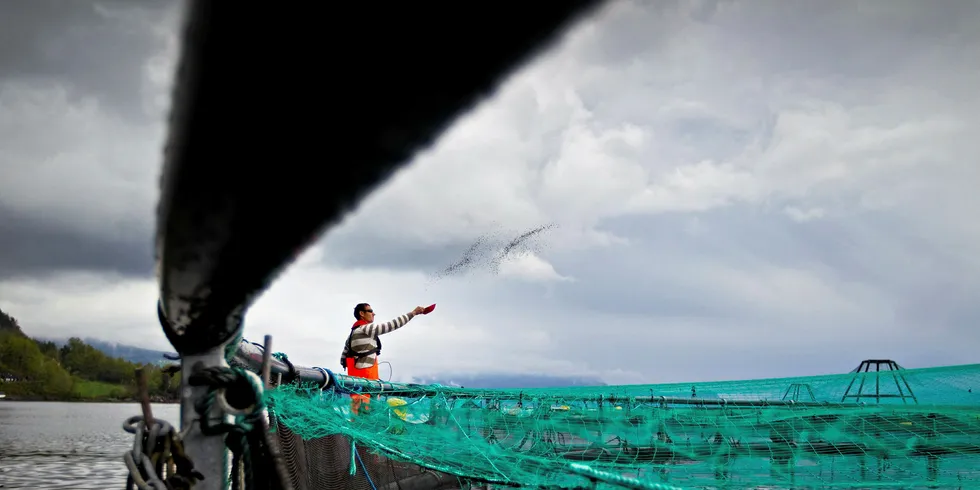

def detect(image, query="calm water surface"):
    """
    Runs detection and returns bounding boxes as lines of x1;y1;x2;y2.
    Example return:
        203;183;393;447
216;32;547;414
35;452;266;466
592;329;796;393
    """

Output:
0;401;179;489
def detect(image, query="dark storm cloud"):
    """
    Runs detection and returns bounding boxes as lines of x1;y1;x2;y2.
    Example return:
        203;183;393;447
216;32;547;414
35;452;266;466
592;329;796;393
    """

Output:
0;0;178;280
0;206;153;280
0;0;177;122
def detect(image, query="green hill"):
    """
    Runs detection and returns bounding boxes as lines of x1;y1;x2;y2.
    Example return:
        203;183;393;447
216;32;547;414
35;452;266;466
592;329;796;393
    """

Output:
0;308;26;337
0;306;178;402
39;336;175;366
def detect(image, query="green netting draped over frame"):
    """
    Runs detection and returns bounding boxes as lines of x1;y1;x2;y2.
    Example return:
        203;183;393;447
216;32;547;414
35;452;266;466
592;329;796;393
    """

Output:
264;361;980;489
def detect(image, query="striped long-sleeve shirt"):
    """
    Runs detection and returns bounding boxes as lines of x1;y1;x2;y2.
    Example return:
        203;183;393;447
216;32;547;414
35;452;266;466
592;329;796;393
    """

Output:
343;311;417;369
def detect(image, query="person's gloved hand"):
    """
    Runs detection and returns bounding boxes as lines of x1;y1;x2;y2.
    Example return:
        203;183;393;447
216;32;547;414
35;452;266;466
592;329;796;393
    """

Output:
413;304;436;315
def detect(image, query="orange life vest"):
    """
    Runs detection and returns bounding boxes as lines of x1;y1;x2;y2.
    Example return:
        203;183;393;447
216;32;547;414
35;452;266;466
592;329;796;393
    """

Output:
344;319;380;380
344;320;378;414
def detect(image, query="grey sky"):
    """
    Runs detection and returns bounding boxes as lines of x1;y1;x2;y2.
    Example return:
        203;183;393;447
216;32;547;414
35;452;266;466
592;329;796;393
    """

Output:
0;0;176;122
0;0;176;281
1;0;978;385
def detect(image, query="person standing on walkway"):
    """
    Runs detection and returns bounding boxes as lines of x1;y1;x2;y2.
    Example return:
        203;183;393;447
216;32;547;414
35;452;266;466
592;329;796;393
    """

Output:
341;302;430;413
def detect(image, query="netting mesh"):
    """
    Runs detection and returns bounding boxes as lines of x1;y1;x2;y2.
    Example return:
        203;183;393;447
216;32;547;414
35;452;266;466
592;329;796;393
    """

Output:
265;361;980;489
270;415;466;490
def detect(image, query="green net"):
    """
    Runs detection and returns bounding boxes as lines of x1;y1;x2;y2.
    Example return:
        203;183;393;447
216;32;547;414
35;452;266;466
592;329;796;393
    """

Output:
265;361;980;489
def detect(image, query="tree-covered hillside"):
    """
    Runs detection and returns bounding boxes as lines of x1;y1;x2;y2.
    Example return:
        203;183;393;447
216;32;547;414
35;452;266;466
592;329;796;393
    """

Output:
0;307;178;402
39;337;174;366
0;308;26;336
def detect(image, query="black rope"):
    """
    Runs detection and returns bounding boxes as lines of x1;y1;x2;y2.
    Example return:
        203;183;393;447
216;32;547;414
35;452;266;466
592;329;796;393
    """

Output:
188;365;288;490
271;352;299;385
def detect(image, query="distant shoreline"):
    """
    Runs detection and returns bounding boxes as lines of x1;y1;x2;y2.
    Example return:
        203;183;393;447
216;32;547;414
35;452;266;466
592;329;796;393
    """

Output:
1;397;178;404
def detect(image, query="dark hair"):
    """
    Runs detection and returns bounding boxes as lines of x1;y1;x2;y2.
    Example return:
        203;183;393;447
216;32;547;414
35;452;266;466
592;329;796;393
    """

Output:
354;303;370;319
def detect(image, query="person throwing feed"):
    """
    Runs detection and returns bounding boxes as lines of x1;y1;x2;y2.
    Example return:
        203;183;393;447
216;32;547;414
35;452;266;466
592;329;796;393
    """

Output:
341;302;435;414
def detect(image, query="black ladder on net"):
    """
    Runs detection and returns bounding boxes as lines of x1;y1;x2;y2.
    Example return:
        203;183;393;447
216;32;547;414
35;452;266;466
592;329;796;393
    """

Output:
840;359;918;404
782;383;817;402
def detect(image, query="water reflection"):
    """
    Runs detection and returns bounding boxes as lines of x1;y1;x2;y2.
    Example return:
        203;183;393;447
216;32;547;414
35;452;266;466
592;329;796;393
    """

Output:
0;401;179;489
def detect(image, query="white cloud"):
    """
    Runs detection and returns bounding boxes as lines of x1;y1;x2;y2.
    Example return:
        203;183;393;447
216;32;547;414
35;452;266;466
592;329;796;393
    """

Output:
0;271;164;348
497;252;572;283
330;2;980;263
784;206;826;222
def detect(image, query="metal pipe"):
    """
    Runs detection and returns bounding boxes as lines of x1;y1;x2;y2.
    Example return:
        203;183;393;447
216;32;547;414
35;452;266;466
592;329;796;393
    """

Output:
233;339;330;389
154;0;605;358
232;340;869;408
149;1;618;487
178;348;233;490
261;335;273;390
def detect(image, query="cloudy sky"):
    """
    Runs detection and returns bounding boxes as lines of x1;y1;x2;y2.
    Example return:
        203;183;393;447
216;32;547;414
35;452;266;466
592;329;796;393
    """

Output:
1;0;978;386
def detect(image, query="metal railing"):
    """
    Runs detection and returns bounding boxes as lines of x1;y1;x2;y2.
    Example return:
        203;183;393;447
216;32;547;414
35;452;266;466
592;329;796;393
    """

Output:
232;339;878;409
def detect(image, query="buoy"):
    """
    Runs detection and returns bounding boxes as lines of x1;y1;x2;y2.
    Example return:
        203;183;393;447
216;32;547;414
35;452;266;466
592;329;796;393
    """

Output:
387;397;409;420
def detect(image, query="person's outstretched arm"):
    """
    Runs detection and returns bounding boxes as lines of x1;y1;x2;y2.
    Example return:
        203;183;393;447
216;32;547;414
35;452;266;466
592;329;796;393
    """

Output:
354;306;426;337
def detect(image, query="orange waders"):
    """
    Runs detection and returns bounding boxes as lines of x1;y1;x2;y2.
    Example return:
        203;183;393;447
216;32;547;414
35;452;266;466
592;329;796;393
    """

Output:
345;356;379;414
345;319;378;414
